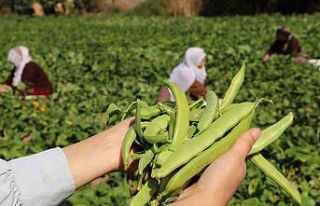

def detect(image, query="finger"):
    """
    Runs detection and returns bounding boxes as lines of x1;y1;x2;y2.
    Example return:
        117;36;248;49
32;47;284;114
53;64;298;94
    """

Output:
178;183;198;200
229;128;261;160
124;117;135;126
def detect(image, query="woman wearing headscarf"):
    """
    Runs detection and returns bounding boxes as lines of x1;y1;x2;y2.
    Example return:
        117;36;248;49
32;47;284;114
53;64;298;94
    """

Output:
2;46;53;98
158;47;207;101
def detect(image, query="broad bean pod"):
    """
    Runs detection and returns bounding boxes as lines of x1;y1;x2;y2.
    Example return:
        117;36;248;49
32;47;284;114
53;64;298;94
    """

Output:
130;179;158;206
141;105;161;120
121;127;137;167
250;153;302;205
165;81;190;145
143;114;170;137
135;100;142;137
249;112;293;155
197;91;219;132
220;64;245;111
154;102;255;178
138;150;155;175
164;112;254;193
189;108;204;122
144;132;169;144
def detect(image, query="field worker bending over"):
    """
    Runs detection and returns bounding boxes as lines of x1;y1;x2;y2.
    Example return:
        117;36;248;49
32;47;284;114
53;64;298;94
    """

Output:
158;47;207;101
262;27;320;69
0;46;53;98
262;26;310;64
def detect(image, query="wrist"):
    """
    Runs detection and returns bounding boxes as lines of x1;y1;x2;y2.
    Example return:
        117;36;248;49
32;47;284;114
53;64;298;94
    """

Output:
193;183;230;206
63;119;133;188
63;129;123;188
94;129;124;172
98;118;135;172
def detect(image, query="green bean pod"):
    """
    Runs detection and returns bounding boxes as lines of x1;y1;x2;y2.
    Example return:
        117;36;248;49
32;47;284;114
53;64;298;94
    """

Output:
135;100;143;137
187;125;197;139
220;63;245;111
249;112;293;155
106;103;121;124
250;153;302;205
121;101;137;121
141;121;151;128
164;112;254;193
158;174;174;194
150;200;159;206
144;132;169;144
151;168;160;178
141;105;161;120
154;143;177;154
197;91;219;132
154;102;255;178
130;179;158;206
165;81;190;145
143;114;170;137
137;172;144;191
152;114;171;130
106;103;121;114
168;113;175;140
121;127;137;167
154;150;173;167
138;150;155;175
189;108;204;122
157;102;175;114
219;103;241;114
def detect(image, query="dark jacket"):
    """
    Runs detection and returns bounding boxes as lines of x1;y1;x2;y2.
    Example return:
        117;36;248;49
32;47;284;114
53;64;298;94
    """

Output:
5;62;53;94
267;36;301;56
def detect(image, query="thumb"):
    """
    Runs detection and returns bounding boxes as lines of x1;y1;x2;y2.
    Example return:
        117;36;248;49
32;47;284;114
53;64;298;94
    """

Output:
229;128;261;160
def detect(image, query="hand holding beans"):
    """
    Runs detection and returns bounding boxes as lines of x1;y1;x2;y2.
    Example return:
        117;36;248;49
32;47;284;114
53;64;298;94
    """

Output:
109;64;302;205
170;128;261;206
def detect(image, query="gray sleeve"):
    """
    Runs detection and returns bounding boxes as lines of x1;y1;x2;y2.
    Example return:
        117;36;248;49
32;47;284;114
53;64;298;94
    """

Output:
0;159;23;205
7;147;75;206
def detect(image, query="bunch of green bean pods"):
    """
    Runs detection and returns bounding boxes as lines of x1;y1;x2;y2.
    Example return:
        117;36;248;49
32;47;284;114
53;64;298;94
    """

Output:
116;65;301;206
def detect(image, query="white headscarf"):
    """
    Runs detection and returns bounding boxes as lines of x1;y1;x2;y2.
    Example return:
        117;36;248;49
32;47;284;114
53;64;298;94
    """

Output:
7;46;32;87
169;47;207;96
308;59;320;68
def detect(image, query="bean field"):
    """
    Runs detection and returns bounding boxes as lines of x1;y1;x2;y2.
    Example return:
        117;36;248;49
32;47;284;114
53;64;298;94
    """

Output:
0;14;319;205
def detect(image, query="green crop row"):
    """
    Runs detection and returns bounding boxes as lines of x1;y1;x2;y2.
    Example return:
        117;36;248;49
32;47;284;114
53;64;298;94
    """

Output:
0;14;319;205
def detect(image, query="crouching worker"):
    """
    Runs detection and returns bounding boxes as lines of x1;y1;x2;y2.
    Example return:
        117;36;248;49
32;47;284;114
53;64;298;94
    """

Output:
262;27;320;69
158;47;207;101
262;26;309;64
1;46;53;98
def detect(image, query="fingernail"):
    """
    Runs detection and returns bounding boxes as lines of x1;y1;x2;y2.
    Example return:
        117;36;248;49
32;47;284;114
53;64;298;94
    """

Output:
251;128;261;140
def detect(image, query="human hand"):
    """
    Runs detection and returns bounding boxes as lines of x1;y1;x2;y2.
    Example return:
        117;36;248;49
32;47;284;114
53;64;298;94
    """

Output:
0;84;11;93
63;117;135;188
171;128;261;206
262;53;271;62
294;55;309;64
